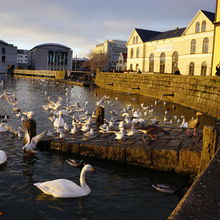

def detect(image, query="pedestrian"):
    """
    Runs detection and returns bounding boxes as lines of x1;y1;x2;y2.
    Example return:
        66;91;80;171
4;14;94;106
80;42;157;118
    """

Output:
22;111;36;144
215;63;220;76
174;68;181;75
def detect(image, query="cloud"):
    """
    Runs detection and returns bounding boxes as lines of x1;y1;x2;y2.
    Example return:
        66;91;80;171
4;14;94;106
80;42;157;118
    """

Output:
0;0;216;57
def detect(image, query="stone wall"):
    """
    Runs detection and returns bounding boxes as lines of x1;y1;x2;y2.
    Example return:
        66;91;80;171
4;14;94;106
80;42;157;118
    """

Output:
95;73;220;119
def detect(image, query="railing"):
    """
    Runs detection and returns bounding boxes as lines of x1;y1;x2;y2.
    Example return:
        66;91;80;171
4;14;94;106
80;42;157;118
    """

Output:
14;69;66;79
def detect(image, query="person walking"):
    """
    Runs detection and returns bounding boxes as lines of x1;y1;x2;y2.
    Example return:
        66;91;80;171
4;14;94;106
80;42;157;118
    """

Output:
215;63;220;76
174;68;181;75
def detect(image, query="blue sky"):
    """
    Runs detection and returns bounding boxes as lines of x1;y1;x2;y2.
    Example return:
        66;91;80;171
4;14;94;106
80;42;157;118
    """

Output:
0;0;216;57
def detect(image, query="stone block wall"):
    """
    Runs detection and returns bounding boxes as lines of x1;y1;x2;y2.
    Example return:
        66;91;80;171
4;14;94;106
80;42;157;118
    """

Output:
95;73;220;119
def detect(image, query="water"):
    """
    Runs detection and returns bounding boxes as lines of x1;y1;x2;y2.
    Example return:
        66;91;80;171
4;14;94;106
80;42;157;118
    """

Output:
0;75;217;219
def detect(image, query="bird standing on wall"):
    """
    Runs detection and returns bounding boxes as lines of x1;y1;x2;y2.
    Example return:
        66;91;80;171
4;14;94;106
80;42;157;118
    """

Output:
138;124;169;141
187;112;202;135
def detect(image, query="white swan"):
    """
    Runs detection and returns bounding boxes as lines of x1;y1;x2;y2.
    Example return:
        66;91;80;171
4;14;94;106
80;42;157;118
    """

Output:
23;131;46;154
0;150;7;165
34;164;95;198
53;111;65;128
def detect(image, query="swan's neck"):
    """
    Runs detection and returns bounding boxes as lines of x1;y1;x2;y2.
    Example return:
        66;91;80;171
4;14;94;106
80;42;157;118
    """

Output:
80;169;90;193
180;117;185;126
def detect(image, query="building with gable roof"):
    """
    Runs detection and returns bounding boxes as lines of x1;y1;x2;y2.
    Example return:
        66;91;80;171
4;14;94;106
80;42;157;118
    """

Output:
0;40;17;73
115;52;127;72
127;10;215;75
212;0;220;75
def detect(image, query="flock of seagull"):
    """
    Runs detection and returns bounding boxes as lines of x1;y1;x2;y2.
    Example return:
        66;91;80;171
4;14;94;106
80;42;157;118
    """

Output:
0;78;203;197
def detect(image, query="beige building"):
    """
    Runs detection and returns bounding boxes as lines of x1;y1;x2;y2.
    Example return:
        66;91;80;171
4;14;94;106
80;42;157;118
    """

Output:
127;10;215;76
115;52;127;72
93;40;127;71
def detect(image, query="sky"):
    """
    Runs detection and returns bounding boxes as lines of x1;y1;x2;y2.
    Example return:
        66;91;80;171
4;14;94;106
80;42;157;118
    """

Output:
0;0;216;58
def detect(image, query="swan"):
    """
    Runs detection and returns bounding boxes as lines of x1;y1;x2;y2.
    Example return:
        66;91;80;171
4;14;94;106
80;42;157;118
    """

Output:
34;164;95;198
179;115;188;128
53;111;65;128
23;131;46;154
0;150;7;165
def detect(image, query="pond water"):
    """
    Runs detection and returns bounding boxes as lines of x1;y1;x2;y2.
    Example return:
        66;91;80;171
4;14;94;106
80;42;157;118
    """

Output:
0;75;217;220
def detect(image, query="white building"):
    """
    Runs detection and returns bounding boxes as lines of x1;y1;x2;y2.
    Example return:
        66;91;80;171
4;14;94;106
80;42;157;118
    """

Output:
93;40;127;71
17;49;28;69
116;52;127;72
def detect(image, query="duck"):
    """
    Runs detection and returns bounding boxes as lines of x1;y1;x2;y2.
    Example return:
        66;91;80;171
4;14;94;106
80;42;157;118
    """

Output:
0;123;7;132
66;159;85;167
138;124;169;141
187;112;202;135
152;184;177;194
0;150;7;165
22;130;46;154
34;164;95;198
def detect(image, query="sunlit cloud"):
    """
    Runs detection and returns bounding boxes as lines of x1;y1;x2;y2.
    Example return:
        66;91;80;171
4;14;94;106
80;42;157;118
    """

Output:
0;0;216;57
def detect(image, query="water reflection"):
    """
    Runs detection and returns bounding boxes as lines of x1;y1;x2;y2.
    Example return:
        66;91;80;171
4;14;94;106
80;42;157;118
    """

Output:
0;75;214;220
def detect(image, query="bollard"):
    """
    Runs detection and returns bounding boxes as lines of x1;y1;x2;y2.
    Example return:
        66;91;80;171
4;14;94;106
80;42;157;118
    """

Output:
198;126;217;174
22;118;37;144
96;106;105;125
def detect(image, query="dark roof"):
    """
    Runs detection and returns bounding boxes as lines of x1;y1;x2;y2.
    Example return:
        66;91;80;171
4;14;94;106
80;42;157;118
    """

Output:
148;27;186;41
122;52;127;59
201;10;215;22
30;43;71;51
0;40;8;46
135;28;161;42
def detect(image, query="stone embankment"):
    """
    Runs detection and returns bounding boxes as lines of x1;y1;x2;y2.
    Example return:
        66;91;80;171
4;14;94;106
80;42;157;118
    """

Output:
38;125;203;176
95;72;220;119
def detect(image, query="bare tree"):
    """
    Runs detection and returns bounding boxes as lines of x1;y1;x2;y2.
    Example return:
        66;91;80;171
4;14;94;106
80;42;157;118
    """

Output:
85;51;108;72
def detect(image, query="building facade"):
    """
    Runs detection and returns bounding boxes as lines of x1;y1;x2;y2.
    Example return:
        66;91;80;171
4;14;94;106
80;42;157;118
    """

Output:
127;10;215;76
93;40;127;71
212;0;220;75
17;49;28;69
28;43;72;71
115;52;127;72
0;40;17;73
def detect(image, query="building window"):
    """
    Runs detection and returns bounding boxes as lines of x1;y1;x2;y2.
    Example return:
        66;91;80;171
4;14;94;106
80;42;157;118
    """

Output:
190;39;196;54
2;56;6;62
2;48;6;54
136;47;140;58
160;52;165;73
149;53;154;72
130;64;133;71
136;64;139;72
195;22;200;33
202;38;209;53
172;51;178;74
189;62;195;75
201;61;207;76
130;48;133;58
201;21;206;32
133;36;135;44
136;36;138;44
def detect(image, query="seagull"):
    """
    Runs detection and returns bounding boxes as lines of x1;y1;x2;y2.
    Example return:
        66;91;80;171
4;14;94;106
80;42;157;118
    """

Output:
47;96;62;111
22;131;46;155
